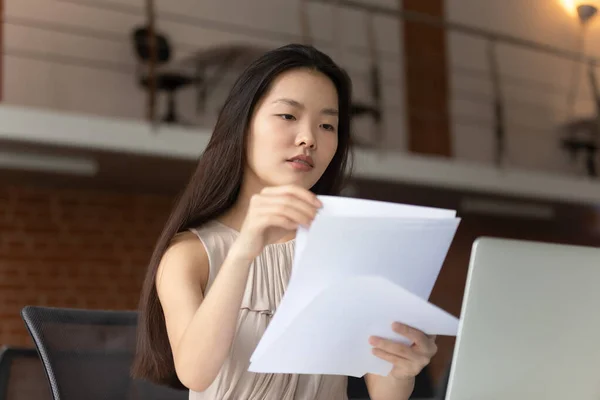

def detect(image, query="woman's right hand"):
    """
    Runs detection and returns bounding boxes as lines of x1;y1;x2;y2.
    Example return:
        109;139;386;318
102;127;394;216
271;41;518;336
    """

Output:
232;185;323;261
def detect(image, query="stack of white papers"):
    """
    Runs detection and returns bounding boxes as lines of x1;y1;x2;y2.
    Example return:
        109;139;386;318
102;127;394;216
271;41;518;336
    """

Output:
248;195;461;378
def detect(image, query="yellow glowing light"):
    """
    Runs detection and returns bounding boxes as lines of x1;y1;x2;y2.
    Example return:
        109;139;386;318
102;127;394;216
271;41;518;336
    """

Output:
559;0;600;17
560;0;579;16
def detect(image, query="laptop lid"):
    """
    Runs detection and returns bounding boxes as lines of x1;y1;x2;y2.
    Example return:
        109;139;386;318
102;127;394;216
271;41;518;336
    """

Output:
445;237;600;400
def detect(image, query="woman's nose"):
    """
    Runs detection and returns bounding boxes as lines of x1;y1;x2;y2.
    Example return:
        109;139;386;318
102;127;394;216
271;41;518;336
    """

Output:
296;126;317;149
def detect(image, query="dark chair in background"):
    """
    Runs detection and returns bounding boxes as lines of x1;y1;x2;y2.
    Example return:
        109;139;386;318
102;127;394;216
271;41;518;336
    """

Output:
131;26;196;124
433;358;453;400
346;366;435;400
0;346;52;400
347;376;370;399
412;365;435;398
21;306;187;400
561;117;599;177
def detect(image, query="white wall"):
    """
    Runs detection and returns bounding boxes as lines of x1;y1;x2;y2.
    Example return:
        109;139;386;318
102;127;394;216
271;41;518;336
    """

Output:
6;0;599;177
446;0;600;175
3;0;407;150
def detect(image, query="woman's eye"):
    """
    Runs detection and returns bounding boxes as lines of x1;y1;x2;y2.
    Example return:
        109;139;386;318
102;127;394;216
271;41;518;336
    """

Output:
279;114;296;121
321;124;335;131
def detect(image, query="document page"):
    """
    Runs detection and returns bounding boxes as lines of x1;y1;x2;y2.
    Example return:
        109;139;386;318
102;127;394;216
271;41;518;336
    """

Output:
249;196;461;377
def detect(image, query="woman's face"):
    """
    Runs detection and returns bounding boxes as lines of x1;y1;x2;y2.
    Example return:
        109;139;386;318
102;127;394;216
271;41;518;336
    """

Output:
244;68;339;192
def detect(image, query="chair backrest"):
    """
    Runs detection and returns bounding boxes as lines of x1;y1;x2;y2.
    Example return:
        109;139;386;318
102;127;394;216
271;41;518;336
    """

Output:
411;365;434;398
132;26;171;64
434;358;452;400
0;346;52;400
21;306;187;400
346;367;434;399
346;376;369;399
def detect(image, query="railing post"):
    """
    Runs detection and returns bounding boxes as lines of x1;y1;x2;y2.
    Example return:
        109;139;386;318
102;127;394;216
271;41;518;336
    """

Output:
331;0;345;64
145;0;157;125
299;0;313;45
587;61;599;176
488;39;505;168
364;11;383;147
587;61;600;136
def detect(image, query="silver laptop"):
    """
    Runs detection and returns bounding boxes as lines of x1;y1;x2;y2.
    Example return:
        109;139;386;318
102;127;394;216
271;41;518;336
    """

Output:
445;237;600;400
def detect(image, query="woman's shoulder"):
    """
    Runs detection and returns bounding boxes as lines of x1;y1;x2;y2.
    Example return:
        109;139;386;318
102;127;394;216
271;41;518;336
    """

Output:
157;231;210;294
188;220;239;250
163;230;208;265
160;221;224;270
190;219;237;237
169;230;202;247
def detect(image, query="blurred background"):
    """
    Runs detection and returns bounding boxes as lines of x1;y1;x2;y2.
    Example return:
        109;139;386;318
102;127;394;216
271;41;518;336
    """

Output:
1;0;600;398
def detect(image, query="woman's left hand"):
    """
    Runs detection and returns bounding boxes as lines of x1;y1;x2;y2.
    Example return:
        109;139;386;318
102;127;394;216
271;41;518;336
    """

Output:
368;322;438;380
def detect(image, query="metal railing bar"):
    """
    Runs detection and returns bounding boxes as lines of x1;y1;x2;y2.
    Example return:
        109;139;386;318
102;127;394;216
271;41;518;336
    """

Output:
6;46;582;121
451;65;573;97
3;45;407;95
4;16;124;43
404;105;567;137
19;2;579;100
450;115;561;138
3;48;134;74
308;0;600;66
54;0;298;42
4;15;218;54
402;55;578;97
53;0;401;62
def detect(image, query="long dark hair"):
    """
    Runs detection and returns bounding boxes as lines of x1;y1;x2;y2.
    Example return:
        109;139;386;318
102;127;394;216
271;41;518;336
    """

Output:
131;43;354;389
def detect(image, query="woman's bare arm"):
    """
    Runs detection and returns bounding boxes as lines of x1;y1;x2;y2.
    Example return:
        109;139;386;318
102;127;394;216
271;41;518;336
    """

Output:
157;185;321;391
156;231;255;392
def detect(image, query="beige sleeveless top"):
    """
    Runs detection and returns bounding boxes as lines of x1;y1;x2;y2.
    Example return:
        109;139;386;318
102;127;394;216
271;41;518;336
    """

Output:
188;220;348;400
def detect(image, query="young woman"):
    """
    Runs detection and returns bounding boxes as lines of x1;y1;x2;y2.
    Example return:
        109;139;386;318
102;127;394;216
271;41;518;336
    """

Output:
132;44;438;400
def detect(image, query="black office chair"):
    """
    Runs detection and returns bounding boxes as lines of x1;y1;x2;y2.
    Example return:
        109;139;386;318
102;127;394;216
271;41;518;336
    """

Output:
434;359;453;400
21;306;187;400
347;376;370;399
412;366;435;398
0;346;52;400
131;26;196;124
560;117;599;177
346;366;435;400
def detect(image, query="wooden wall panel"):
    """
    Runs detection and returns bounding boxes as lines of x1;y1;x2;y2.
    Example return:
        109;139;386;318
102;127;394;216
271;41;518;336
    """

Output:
402;0;452;157
1;0;3;102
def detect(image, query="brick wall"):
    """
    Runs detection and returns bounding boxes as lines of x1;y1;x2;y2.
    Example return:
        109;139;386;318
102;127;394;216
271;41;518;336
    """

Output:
0;184;172;346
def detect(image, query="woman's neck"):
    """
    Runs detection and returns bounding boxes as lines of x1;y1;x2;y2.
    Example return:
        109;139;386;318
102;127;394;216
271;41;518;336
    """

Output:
218;176;260;231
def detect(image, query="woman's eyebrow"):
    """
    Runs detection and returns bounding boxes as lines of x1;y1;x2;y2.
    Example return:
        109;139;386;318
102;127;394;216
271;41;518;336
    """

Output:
272;98;338;116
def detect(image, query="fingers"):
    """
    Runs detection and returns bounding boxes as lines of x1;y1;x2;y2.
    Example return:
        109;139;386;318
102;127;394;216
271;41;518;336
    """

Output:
262;185;322;208
391;323;436;354
258;185;322;227
369;336;411;357
265;195;318;225
258;199;316;227
262;214;300;231
368;324;438;380
369;336;427;364
371;348;423;377
369;323;438;361
371;347;409;365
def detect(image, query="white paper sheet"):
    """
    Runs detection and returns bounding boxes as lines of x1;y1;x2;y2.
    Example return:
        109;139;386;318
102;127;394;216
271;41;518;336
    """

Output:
249;195;461;377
